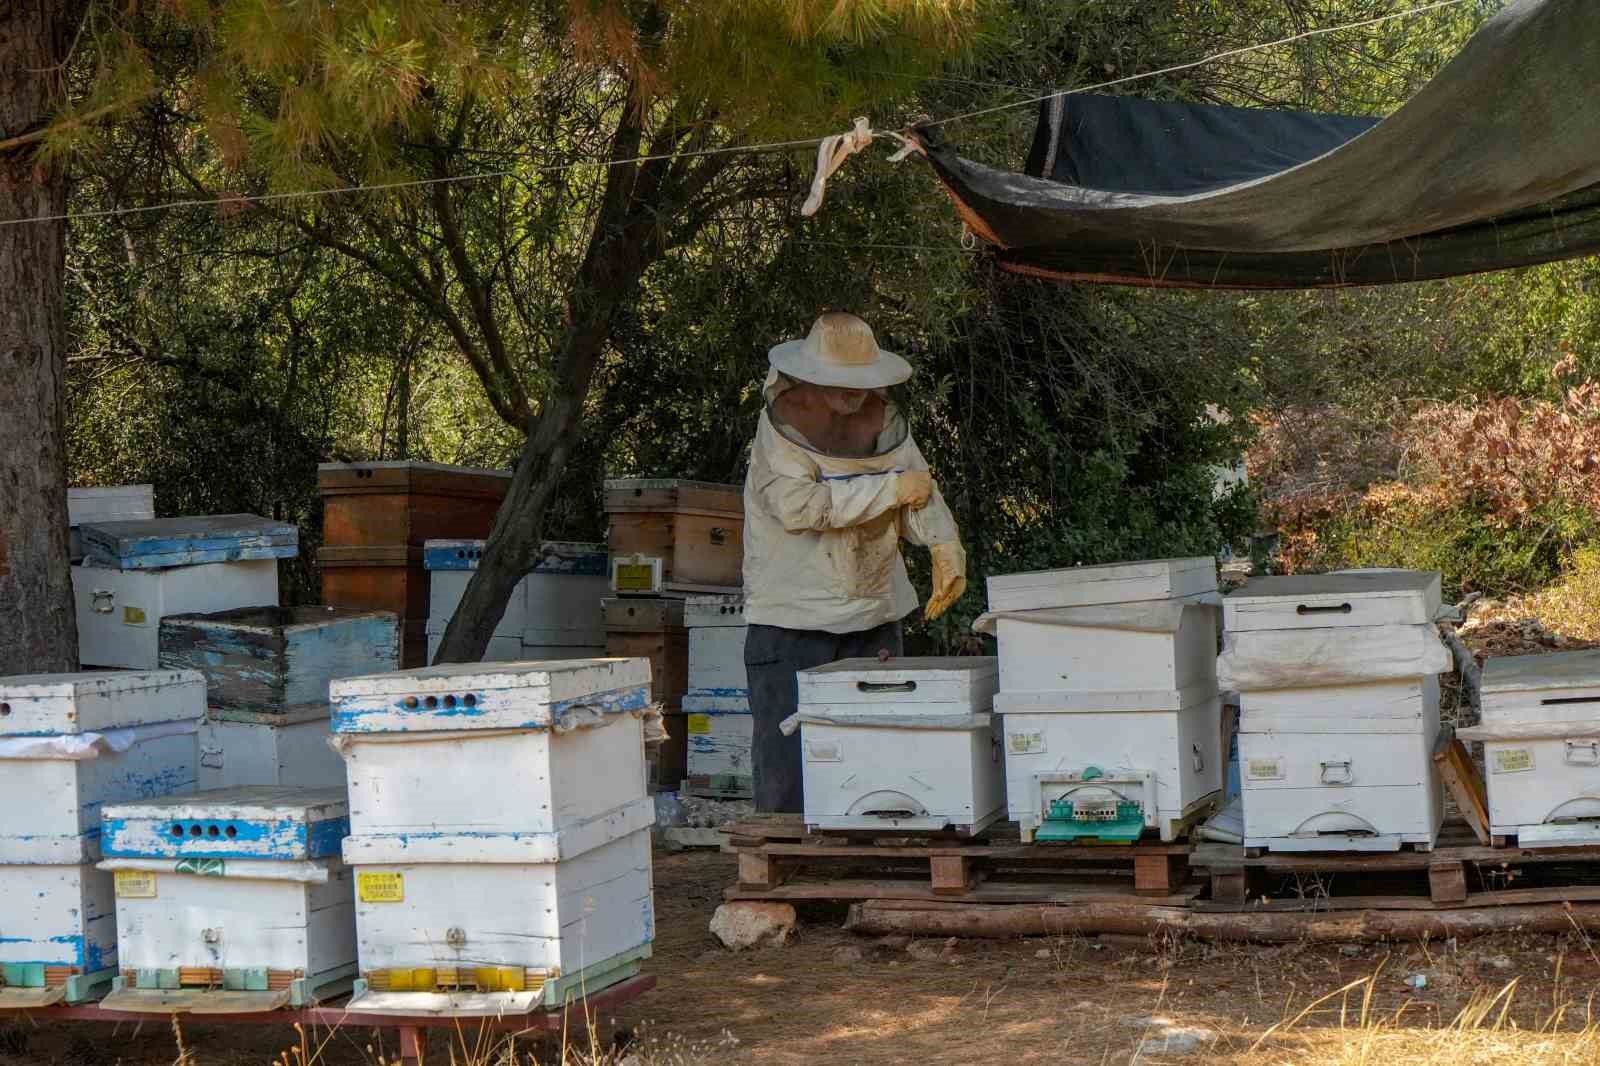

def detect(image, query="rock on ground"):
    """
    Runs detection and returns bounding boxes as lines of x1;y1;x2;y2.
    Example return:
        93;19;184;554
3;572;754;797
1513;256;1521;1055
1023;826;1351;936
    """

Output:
710;902;797;950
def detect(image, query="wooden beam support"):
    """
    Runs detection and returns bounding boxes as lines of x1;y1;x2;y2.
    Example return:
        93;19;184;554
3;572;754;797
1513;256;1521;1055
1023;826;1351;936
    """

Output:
737;851;785;890
1134;853;1188;895
398;1025;425;1066
929;855;971;895
1428;861;1469;905
1210;868;1248;906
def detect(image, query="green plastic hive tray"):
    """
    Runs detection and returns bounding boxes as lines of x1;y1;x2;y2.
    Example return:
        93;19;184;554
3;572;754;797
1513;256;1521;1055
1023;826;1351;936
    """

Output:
1036;798;1145;844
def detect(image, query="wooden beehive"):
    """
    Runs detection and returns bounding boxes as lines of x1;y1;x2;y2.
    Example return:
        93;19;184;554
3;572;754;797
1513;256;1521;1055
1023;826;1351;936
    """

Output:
682;691;753;799
686;594;747;694
604;479;743;591
67;485;153;562
160;606;400;716
79;515;297;571
197;711;345;792
425;540;607;662
98;786;354;1012
0;864;118;1006
985;599;1219;696
986;557;1216;614
73;560;280;671
318;462;511;667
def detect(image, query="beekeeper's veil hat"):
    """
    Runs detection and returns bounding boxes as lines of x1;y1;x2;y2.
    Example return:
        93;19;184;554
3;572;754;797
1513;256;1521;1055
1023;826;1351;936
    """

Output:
767;312;912;389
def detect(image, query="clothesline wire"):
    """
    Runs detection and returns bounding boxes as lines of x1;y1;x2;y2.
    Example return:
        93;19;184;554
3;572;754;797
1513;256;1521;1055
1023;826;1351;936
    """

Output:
0;0;1477;229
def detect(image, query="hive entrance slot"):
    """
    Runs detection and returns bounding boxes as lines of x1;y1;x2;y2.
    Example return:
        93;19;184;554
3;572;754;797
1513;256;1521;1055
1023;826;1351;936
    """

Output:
857;681;916;694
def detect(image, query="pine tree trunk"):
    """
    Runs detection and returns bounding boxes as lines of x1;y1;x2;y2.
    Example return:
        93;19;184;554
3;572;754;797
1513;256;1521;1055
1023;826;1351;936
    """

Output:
0;1;85;674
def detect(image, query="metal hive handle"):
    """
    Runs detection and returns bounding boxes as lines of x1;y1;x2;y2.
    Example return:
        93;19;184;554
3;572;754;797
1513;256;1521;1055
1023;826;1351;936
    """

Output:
1296;603;1353;615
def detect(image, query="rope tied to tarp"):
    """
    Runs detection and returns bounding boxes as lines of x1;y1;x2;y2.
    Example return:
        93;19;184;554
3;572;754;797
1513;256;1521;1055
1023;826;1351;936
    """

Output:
800;117;925;217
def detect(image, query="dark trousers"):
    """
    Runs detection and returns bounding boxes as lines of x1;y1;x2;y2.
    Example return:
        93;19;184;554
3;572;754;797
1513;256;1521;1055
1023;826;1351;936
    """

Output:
745;619;905;813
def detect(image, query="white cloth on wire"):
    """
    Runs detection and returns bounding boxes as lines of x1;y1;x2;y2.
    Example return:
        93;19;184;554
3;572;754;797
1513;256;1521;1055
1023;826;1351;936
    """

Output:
0;718;198;761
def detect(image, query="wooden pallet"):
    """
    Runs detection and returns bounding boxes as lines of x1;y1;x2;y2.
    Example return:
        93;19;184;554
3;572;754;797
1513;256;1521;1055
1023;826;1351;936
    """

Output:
1195;820;1600;912
723;817;1199;904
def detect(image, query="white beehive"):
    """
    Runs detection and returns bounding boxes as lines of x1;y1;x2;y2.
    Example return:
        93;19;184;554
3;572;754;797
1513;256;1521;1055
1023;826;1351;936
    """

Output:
986;557;1216;613
997;682;1223;843
343;825;653;1016
73;561;280;670
0;671;205;863
1237;677;1443;850
686;594;747;693
97;787;354;1011
682;690;753;798
979;599;1218;696
794;658;1005;834
425;541;607;661
1460;649;1600;845
198;711;345;791
68;485;154;562
0;863;117;1006
329;659;651;840
1222;570;1447;852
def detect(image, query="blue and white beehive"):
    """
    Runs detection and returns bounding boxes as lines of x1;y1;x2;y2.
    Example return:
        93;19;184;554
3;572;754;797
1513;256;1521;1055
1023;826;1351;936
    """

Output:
328;659;655;1015
80;514;298;571
0;670;204;1006
683;594;751;797
424;540;608;663
96;786;353;1012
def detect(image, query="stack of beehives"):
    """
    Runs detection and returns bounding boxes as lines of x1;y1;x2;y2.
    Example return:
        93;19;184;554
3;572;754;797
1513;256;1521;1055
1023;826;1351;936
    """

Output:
328;659;656;1013
603;479;744;791
71;514;296;671
158;606;400;791
980;559;1225;844
1219;571;1450;852
682;594;753;799
0;670;204;1007
422;540;608;664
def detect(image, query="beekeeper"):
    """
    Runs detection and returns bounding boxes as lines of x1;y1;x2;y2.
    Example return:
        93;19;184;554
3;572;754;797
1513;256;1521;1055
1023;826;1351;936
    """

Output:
743;312;967;813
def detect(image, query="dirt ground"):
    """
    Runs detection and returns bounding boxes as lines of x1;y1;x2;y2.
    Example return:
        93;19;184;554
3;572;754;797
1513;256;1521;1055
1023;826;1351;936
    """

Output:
6;847;1600;1066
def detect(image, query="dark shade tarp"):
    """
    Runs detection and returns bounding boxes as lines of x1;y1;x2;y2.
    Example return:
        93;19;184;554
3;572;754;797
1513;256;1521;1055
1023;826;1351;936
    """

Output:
915;0;1600;288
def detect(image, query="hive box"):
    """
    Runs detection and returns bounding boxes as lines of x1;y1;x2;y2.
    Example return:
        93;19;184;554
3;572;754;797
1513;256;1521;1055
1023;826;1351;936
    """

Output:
604;479;743;591
1460;649;1600;846
997;683;1223;843
425;540;607;663
344;826;654;1016
161;606;400;716
1223;570;1442;633
686;594;748;694
0;864;117;1006
983;599;1218;696
682;691;753;799
197;712;345;792
74;560;280;670
1236;677;1444;851
0;670;205;863
68;485;154;562
795;658;1004;834
986;557;1216;614
329;659;651;841
80;514;298;570
98;786;354;1012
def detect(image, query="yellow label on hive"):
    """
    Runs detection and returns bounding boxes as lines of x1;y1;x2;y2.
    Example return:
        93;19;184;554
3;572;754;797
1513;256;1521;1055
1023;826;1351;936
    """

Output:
613;563;658;593
686;714;712;735
114;870;157;899
358;871;405;903
1246;757;1285;781
1007;732;1045;755
122;605;148;626
1491;748;1535;774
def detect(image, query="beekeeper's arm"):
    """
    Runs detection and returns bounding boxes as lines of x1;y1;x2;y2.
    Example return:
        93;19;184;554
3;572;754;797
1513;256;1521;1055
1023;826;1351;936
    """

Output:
750;420;928;532
898;441;968;621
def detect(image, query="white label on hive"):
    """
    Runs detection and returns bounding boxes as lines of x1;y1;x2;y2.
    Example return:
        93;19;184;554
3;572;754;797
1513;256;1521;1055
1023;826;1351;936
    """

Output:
805;739;841;763
358;871;405;903
114;869;157;899
1491;748;1535;774
1007;732;1045;755
1246;757;1285;781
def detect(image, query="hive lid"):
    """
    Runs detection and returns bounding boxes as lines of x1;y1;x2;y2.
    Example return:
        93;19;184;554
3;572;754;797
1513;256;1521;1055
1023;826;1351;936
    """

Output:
0;669;205;735
68;484;154;525
603;478;743;516
1223;570;1441;632
80;514;299;570
798;656;998;713
102;785;349;861
317;461;512;497
1482;649;1600;696
986;557;1216;612
329;658;652;733
423;540;608;575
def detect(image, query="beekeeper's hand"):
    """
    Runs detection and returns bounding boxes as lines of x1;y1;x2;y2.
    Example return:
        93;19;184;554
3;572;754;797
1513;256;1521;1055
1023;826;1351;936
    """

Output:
925;541;968;621
896;470;933;511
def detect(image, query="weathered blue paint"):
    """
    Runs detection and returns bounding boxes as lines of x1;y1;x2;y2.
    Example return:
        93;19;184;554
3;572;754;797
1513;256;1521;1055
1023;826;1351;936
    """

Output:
424;539;608;575
80;514;298;569
683;687;751;700
331;683;650;733
102;814;350;861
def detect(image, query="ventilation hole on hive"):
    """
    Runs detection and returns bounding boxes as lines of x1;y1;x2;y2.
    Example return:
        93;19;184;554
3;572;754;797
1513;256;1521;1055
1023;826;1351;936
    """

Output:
0;703;9;717
171;824;184;838
207;825;220;837
225;826;237;839
423;696;438;709
463;694;478;708
404;696;419;709
443;695;457;709
189;825;203;837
